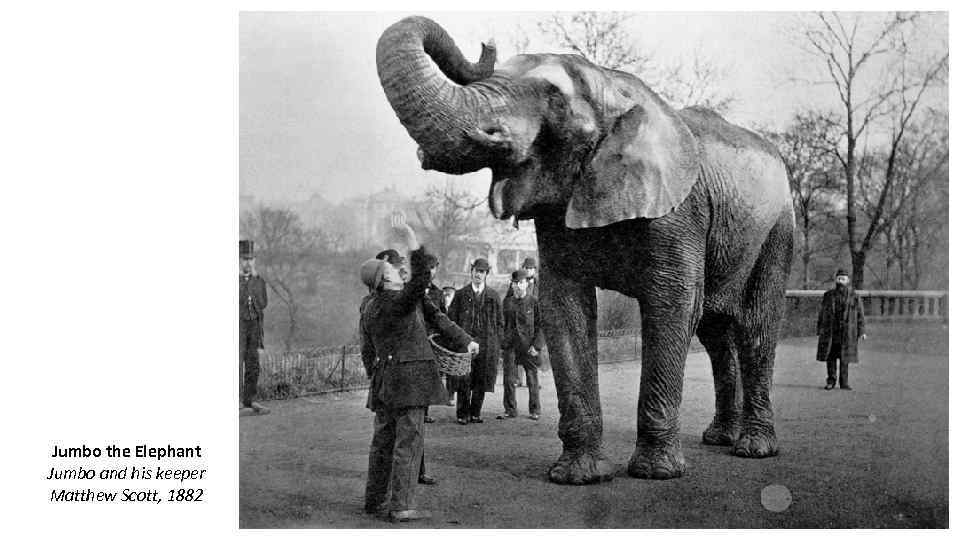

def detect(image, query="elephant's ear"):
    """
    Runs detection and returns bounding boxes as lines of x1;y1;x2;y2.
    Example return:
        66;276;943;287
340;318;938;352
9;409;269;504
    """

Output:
566;103;700;229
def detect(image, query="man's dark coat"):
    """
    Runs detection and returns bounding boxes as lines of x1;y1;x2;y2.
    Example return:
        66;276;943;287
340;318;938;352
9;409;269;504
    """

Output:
446;283;503;392
426;283;446;314
240;273;268;347
816;286;865;364
502;293;545;368
361;248;472;411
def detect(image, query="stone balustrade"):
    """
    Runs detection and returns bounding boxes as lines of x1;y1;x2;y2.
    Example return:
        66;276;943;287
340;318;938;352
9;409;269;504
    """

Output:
786;290;948;322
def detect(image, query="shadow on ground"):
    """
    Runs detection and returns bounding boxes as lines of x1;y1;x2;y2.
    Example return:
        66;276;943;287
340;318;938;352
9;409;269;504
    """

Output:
240;322;948;528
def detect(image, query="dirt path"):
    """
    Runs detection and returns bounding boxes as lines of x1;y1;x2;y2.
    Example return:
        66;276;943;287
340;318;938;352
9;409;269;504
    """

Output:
240;326;948;528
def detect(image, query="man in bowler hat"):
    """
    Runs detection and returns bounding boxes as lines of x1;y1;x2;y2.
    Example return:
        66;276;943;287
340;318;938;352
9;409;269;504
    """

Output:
499;270;545;420
240;240;269;415
505;258;539;386
816;268;866;390
446;257;503;424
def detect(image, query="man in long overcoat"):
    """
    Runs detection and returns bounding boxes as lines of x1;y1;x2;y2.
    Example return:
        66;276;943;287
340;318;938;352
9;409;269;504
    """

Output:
239;240;269;415
816;268;866;390
446;258;503;424
360;222;477;522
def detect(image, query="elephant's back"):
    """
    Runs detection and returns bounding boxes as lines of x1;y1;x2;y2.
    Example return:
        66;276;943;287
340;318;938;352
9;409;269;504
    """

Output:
682;108;790;223
679;106;781;160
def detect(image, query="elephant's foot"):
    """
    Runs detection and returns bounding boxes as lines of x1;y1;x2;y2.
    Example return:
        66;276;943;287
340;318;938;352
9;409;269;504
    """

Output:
701;420;740;446
548;448;616;485
627;440;685;479
731;426;779;458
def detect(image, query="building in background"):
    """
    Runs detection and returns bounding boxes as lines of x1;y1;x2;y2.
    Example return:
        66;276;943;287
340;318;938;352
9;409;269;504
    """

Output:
444;220;538;289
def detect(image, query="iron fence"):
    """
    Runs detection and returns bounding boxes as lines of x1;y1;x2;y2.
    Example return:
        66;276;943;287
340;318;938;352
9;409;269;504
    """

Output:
241;344;368;401
243;329;663;402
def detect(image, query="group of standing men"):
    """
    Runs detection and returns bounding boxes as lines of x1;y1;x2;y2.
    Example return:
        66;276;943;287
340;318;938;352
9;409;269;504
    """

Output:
444;256;544;425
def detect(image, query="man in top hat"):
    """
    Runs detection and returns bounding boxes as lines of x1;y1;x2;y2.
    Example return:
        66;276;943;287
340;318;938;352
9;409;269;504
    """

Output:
240;240;270;415
499;270;545;420
816;268;866;390
446;257;503;424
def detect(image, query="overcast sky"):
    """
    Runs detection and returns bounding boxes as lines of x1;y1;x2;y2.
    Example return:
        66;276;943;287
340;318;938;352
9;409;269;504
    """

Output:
239;11;947;204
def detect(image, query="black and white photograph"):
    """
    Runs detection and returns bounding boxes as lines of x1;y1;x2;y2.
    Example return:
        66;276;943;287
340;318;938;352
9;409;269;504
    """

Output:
5;3;954;537
238;10;949;528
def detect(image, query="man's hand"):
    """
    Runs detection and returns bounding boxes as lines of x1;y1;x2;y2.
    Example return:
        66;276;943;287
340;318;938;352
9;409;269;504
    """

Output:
527;346;538;357
467;342;480;356
390;212;420;251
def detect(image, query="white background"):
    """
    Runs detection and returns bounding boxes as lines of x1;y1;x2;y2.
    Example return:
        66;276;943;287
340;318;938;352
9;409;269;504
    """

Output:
0;0;955;538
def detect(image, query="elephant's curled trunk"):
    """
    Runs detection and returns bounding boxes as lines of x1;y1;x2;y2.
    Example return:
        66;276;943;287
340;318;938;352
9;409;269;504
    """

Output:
376;16;499;174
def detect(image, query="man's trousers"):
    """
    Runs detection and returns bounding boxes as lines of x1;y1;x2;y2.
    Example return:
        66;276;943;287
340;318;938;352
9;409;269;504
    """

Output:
240;318;261;407
454;379;486;420
364;406;425;512
502;349;541;416
825;342;849;387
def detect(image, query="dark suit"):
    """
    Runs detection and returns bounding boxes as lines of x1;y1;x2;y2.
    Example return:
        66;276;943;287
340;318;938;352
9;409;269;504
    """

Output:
240;273;267;407
360;247;471;512
502;292;545;416
446;283;502;420
503;277;538;386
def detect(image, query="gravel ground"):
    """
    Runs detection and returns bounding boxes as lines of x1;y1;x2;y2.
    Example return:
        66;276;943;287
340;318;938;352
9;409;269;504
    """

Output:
239;323;948;528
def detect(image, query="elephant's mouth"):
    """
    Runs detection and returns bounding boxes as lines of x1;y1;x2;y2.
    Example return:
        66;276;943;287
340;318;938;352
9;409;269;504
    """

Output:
489;176;512;220
490;165;533;220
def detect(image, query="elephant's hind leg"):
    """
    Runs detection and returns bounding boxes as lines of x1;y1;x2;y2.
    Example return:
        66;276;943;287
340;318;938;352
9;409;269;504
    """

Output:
540;272;615;485
731;212;793;458
731;329;779;458
697;314;742;446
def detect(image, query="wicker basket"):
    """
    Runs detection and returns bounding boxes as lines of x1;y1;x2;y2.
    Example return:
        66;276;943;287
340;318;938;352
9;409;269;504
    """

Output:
428;334;473;377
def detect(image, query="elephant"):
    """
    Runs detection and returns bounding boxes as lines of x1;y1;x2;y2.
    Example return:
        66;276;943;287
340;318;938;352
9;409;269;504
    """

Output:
376;16;794;485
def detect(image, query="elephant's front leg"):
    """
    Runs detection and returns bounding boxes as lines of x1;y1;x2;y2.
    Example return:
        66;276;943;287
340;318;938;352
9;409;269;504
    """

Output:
628;283;703;479
539;270;615;485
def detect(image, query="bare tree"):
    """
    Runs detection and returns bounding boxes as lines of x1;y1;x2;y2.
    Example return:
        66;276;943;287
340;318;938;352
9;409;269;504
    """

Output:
650;44;737;113
536;12;735;112
867;112;948;288
795;11;947;287
763;111;846;288
240;205;326;351
508;24;531;57
537;12;652;72
413;179;484;281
